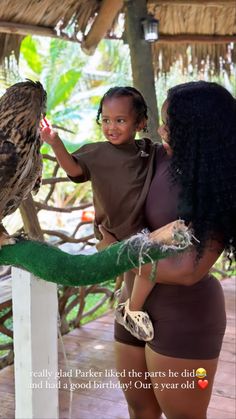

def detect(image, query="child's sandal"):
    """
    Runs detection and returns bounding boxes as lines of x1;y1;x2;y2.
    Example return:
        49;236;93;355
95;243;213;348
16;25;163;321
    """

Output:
115;299;154;341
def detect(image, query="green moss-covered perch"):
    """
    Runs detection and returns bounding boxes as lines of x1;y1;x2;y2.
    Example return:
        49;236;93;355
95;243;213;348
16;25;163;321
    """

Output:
0;229;191;286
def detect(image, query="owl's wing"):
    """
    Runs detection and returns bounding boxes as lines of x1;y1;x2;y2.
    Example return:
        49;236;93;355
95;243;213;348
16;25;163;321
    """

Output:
0;129;19;195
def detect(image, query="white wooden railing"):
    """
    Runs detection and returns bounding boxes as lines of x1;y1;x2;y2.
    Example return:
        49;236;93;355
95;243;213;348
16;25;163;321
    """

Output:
12;268;59;419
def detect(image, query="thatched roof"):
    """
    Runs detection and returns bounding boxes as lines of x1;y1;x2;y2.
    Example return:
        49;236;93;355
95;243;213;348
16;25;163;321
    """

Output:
0;0;235;74
150;1;236;74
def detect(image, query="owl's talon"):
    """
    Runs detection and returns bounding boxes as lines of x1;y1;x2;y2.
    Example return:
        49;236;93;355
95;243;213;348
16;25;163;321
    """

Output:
0;233;16;248
13;232;29;242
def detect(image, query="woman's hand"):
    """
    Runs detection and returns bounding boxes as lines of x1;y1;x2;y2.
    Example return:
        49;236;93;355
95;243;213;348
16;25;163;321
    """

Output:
149;219;188;245
96;225;117;251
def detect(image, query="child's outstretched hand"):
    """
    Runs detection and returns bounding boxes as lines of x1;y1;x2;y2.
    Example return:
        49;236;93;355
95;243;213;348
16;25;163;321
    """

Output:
40;127;60;146
40;118;60;146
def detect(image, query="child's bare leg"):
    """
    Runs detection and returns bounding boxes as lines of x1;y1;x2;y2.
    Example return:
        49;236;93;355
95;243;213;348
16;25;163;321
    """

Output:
129;274;155;311
116;274;155;341
115;220;190;342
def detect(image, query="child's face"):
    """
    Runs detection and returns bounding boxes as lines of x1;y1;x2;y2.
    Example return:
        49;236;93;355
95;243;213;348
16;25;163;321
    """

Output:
101;96;144;145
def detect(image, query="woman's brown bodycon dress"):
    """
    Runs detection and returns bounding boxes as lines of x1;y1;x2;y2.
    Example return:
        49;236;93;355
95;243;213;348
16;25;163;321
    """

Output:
114;146;226;359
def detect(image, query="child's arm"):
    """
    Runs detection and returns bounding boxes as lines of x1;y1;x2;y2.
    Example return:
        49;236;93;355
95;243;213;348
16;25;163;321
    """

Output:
96;225;117;250
40;126;83;178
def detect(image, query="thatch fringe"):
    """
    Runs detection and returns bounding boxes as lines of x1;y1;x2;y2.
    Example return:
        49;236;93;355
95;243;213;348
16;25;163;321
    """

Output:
0;0;99;65
149;2;236;74
153;42;236;75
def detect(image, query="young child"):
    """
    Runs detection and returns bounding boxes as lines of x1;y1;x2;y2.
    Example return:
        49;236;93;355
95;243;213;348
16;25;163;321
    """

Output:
40;86;174;341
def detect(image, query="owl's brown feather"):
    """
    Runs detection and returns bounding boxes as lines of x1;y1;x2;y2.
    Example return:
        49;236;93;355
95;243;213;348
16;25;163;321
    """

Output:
0;80;47;245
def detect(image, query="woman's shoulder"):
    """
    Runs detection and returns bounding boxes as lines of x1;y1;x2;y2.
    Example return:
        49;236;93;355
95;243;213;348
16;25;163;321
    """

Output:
154;143;169;163
141;139;168;158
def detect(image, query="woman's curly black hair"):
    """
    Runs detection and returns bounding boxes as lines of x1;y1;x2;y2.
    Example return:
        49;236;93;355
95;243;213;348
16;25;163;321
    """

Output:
166;81;236;261
96;86;148;131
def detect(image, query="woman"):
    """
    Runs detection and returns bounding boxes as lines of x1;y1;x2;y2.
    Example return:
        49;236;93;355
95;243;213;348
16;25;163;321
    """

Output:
100;81;236;419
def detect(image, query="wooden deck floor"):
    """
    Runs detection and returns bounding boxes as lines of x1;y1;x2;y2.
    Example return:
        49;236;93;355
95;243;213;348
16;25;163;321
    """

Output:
0;277;235;419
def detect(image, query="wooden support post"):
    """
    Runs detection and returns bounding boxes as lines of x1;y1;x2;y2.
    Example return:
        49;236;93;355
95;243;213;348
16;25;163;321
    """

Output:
12;268;58;419
125;0;160;142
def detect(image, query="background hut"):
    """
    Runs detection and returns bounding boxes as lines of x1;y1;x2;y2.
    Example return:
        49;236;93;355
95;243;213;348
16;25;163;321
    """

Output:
0;0;236;73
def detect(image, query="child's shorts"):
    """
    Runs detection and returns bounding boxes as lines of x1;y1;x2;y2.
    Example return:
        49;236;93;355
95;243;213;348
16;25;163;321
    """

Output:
114;275;226;359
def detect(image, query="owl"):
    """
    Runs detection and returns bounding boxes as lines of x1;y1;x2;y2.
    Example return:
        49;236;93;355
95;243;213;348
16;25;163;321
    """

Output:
0;80;47;247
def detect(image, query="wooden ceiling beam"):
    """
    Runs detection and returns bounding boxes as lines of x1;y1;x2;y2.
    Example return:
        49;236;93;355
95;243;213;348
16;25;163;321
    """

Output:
0;20;78;43
0;21;235;45
148;1;236;5
81;0;124;55
158;34;236;43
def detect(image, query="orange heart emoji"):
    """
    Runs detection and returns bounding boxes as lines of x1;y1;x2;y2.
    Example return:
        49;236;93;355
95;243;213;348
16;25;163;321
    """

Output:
198;379;208;389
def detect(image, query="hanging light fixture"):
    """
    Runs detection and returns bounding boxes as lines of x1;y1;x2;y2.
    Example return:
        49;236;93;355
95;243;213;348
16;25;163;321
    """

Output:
141;14;159;43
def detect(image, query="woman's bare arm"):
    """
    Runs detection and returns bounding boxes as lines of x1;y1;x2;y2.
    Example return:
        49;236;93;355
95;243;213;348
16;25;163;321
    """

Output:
136;240;223;286
98;222;223;286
